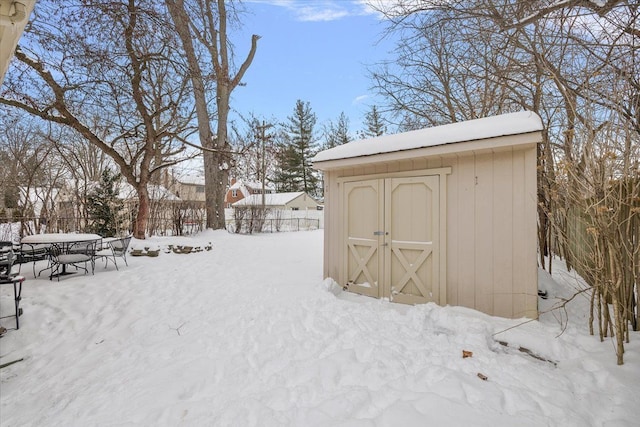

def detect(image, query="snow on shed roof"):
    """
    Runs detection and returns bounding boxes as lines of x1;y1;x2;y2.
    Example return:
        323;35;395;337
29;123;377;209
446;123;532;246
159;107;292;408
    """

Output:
232;192;312;207
312;111;542;164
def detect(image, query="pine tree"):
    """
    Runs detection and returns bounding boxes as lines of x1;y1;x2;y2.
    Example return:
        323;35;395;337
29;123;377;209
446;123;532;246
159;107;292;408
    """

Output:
324;112;351;149
274;100;320;197
87;169;123;237
360;105;387;139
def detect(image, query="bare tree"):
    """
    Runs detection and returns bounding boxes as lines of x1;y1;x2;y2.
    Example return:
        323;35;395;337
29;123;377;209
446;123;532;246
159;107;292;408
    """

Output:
371;0;639;363
166;0;259;229
230;115;278;185
0;113;67;234
0;0;193;239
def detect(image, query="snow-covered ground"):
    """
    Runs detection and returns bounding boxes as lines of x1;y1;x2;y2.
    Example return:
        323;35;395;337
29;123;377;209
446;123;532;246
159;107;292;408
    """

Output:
1;230;638;426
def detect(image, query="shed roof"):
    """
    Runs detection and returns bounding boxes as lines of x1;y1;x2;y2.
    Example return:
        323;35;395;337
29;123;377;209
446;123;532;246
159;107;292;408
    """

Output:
312;111;542;165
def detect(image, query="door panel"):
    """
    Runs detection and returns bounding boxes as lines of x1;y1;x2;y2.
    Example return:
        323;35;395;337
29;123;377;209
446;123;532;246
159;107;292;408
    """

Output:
386;176;439;304
344;180;383;297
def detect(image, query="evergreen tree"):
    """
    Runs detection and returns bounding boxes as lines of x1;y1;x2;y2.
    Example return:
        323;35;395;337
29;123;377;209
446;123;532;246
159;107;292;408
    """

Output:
274;100;320;197
87;169;123;237
324;112;351;149
397;112;425;132
359;105;387;139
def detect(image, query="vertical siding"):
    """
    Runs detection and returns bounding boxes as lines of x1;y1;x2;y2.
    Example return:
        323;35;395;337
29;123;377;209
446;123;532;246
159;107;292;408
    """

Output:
523;148;538;317
492;151;514;318
376;163;389;174
412;158;428;171
446;147;537;318
444;157;459;306
474;153;494;315
428;157;443;169
511;150;526;316
455;155;476;309
325;170;342;283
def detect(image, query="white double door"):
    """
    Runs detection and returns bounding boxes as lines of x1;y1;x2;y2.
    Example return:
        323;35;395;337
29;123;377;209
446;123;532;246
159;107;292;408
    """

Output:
343;175;440;304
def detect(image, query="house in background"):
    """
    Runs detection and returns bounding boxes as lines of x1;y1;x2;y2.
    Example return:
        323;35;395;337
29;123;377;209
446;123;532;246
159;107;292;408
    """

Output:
225;178;275;208
170;174;206;207
313;111;542;319
232;192;320;211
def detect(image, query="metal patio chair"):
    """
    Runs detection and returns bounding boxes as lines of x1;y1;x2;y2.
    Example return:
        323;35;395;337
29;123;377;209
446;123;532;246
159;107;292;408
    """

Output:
95;236;132;271
0;243;25;329
49;240;97;281
18;242;51;277
0;241;16;277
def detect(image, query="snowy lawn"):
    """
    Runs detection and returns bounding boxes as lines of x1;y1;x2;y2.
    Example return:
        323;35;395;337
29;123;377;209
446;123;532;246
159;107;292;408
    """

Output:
1;230;638;426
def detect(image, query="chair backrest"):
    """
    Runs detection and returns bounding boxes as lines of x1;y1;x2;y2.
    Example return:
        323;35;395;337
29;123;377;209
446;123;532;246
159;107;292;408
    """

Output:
49;243;63;260
0;247;15;277
70;240;97;255
112;236;132;255
21;243;50;257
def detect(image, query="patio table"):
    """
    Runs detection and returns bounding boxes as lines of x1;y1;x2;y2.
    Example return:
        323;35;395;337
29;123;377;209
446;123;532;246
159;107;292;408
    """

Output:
20;234;102;278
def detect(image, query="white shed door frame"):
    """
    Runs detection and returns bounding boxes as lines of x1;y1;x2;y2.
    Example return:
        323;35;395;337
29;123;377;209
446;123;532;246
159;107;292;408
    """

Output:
339;168;450;305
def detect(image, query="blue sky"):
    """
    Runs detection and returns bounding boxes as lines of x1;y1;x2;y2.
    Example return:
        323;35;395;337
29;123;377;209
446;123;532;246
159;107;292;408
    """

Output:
228;0;396;136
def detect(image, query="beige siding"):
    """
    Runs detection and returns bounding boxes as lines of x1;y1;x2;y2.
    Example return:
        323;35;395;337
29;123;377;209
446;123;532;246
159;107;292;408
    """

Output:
493;151;514;318
320;136;539;319
524;148;538;317
455;155;476;310
475;153;494;315
285;194;320;210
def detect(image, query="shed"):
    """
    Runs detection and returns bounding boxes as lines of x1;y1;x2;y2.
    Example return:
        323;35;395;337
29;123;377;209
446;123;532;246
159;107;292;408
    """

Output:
312;111;542;319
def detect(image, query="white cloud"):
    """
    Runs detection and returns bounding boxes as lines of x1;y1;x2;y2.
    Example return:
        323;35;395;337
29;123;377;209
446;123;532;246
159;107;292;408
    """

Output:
352;94;370;104
297;6;350;22
352;0;387;17
247;0;375;22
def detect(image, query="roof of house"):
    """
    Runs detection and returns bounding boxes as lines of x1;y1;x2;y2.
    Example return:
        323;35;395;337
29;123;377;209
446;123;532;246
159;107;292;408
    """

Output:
177;175;205;186
118;183;180;201
312;111;543;164
229;179;275;192
232;192;315;207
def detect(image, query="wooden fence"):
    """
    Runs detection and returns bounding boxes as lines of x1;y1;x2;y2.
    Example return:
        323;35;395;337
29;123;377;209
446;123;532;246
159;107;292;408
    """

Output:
561;182;640;330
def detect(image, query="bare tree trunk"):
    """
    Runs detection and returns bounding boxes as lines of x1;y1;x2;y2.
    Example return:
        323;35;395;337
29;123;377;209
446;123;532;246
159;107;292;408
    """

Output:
134;185;150;239
166;0;259;230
